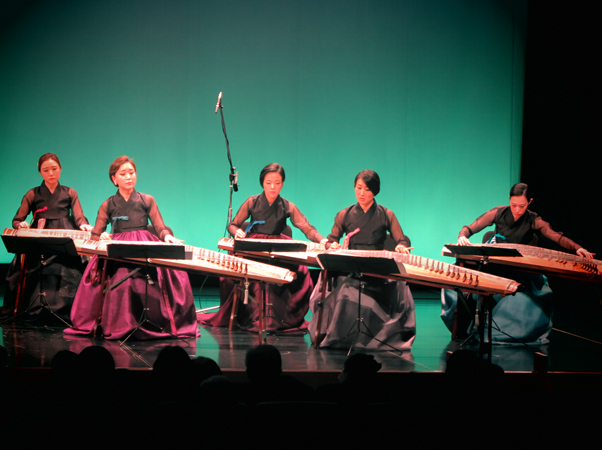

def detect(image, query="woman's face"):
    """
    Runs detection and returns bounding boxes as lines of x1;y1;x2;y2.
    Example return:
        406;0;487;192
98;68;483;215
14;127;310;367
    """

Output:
39;159;61;187
355;178;374;209
112;162;137;192
263;172;283;202
509;195;531;221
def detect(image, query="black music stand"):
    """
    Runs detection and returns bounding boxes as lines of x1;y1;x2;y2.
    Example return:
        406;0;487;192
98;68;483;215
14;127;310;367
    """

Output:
444;244;522;258
316;253;407;356
232;239;308;336
444;244;525;359
233;240;307;253
1;235;79;326
444;244;521;271
105;243;186;345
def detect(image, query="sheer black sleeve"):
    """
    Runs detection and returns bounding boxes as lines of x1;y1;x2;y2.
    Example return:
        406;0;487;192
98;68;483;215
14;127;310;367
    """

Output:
90;200;111;240
143;194;170;241
287;201;325;243
458;208;500;240
326;209;347;244
533;216;581;252
227;197;253;237
68;188;89;227
386;209;411;247
12;190;35;228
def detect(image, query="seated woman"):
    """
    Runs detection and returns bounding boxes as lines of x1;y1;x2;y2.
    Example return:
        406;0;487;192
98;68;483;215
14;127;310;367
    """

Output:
441;182;594;344
308;170;416;350
64;156;198;340
203;163;327;332
2;153;92;324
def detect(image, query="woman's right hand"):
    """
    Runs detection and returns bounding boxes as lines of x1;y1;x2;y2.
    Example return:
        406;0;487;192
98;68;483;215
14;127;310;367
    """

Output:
457;236;471;246
329;242;341;250
100;232;112;240
18;221;29;229
235;228;246;239
577;248;595;259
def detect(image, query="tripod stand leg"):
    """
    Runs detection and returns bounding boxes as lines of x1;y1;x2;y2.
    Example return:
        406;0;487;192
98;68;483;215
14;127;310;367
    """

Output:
345;279;366;355
478;295;493;361
229;282;240;331
13;254;28;316
313;270;329;349
257;282;267;344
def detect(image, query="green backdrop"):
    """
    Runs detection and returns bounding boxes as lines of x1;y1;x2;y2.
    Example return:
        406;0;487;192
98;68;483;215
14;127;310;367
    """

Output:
0;0;526;263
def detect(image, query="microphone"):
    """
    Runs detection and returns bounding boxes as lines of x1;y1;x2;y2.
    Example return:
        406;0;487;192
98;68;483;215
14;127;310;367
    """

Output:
215;91;222;114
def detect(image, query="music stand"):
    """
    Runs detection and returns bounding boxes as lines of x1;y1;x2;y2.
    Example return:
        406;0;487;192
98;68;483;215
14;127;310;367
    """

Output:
444;244;524;359
444;244;521;271
1;235;79;326
231;239;308;336
233;240;307;252
316;252;407;355
443;244;522;258
105;243;186;345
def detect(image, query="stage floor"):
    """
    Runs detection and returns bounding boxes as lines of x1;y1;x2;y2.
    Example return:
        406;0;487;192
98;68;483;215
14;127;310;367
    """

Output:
2;287;602;376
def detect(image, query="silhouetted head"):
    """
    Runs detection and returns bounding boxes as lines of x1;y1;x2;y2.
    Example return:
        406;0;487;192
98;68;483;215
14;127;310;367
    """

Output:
51;350;79;383
190;356;222;385
153;346;191;383
245;344;282;383
339;353;382;384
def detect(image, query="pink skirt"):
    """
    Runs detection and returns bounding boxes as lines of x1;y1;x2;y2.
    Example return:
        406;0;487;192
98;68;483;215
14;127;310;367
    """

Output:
64;230;198;340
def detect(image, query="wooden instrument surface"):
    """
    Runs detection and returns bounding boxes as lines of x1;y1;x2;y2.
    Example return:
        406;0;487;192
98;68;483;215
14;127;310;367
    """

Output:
442;243;602;283
3;227;91;241
218;238;519;295
218;237;326;267
73;239;295;284
332;249;520;296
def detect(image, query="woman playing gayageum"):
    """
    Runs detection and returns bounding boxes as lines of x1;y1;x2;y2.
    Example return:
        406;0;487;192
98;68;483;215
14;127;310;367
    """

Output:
2;153;92;324
65;156;197;340
441;182;594;344
309;170;416;350
204;163;327;332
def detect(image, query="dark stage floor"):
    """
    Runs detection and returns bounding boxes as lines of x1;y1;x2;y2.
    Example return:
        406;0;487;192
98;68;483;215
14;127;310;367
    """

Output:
3;286;602;381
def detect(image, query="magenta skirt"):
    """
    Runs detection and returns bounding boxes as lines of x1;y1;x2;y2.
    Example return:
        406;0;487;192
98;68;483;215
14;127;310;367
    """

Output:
64;230;198;340
202;234;312;332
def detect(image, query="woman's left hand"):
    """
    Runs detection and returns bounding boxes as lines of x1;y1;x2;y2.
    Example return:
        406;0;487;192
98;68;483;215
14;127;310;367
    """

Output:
395;245;411;254
577;248;595;259
165;234;183;244
80;224;93;232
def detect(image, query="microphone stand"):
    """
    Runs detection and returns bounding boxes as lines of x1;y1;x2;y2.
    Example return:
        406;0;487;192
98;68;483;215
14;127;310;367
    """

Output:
215;92;239;233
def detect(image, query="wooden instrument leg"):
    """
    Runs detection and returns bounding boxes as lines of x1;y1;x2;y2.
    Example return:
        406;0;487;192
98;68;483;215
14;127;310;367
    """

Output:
92;258;108;337
478;294;493;361
313;270;328;349
13;254;28;316
229;283;239;331
258;282;267;344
